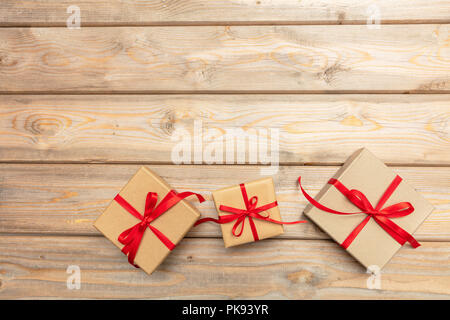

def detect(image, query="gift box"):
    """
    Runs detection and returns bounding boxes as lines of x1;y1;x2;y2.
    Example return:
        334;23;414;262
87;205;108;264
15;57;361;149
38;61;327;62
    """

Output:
94;167;204;274
195;177;305;247
213;177;283;247
300;148;434;270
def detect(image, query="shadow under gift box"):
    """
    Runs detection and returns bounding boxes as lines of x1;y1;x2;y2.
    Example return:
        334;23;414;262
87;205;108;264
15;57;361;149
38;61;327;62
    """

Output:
213;177;284;248
94;167;201;275
303;148;434;270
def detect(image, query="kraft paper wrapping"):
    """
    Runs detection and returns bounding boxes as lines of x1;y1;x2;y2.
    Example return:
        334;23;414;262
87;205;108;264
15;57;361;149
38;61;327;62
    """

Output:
213;177;284;248
304;148;434;269
94;167;201;274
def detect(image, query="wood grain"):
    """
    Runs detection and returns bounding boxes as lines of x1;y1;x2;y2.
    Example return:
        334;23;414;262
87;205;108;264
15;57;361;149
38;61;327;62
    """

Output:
1;0;449;301
0;236;448;299
0;164;448;240
1;25;449;92
1;0;450;26
0;94;449;165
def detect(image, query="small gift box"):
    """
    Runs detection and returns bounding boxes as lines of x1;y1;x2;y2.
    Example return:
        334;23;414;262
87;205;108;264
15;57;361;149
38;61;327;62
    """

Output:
94;167;204;274
300;148;434;270
196;177;305;247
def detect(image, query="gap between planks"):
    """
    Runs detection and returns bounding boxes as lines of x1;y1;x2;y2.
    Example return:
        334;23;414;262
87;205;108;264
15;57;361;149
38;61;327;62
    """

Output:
1;0;449;28
0;161;449;168
1;91;450;95
2;21;450;28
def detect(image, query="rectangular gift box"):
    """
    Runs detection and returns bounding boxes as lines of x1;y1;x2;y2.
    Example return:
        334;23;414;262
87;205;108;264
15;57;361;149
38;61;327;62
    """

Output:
212;177;284;247
94;167;201;274
303;148;434;270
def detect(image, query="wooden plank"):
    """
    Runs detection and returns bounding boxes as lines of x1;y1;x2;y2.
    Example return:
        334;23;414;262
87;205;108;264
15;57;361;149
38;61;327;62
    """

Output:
0;235;448;299
0;164;448;241
1;25;449;93
1;0;449;26
0;94;449;165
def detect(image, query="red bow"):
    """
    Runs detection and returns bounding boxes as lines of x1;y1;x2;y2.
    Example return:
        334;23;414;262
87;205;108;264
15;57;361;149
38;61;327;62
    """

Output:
195;183;306;241
298;175;420;249
115;190;205;267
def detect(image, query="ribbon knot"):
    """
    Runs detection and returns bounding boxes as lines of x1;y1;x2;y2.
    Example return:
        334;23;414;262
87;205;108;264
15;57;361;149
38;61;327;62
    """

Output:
114;190;205;268
218;186;275;239
140;214;153;227
298;175;419;249
195;183;306;241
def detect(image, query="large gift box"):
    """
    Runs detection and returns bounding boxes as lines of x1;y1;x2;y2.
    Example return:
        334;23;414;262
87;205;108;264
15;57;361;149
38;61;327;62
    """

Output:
94;167;204;274
301;148;434;269
196;177;305;247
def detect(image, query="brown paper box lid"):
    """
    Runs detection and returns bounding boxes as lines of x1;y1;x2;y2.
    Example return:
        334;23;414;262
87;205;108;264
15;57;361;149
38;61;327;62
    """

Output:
304;148;434;270
212;177;284;248
94;167;201;274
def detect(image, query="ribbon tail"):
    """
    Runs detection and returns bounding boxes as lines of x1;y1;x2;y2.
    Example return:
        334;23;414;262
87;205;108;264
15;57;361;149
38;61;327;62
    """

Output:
262;217;307;225
194;217;223;226
298;177;360;215
375;216;420;248
194;213;245;226
177;191;205;204
123;242;139;267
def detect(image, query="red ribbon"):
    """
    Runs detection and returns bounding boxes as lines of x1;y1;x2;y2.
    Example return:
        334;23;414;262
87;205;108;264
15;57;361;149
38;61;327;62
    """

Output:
298;175;420;249
115;190;205;267
195;183;306;241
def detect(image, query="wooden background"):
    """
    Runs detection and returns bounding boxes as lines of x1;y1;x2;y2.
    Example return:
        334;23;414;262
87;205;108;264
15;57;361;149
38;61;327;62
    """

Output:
0;1;449;299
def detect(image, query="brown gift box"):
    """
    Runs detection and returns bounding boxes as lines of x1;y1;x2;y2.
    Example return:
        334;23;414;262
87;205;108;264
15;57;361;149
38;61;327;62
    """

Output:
304;148;434;270
94;167;201;274
212;177;284;247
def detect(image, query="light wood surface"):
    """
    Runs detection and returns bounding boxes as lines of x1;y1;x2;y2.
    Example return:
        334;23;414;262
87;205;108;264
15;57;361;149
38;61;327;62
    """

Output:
0;164;448;241
0;94;448;165
0;236;448;299
0;1;449;300
1;0;449;26
1;25;450;93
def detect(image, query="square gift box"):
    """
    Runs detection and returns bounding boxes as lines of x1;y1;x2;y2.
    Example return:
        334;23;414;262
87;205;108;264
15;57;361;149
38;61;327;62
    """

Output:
94;167;203;274
302;148;434;269
212;177;284;247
